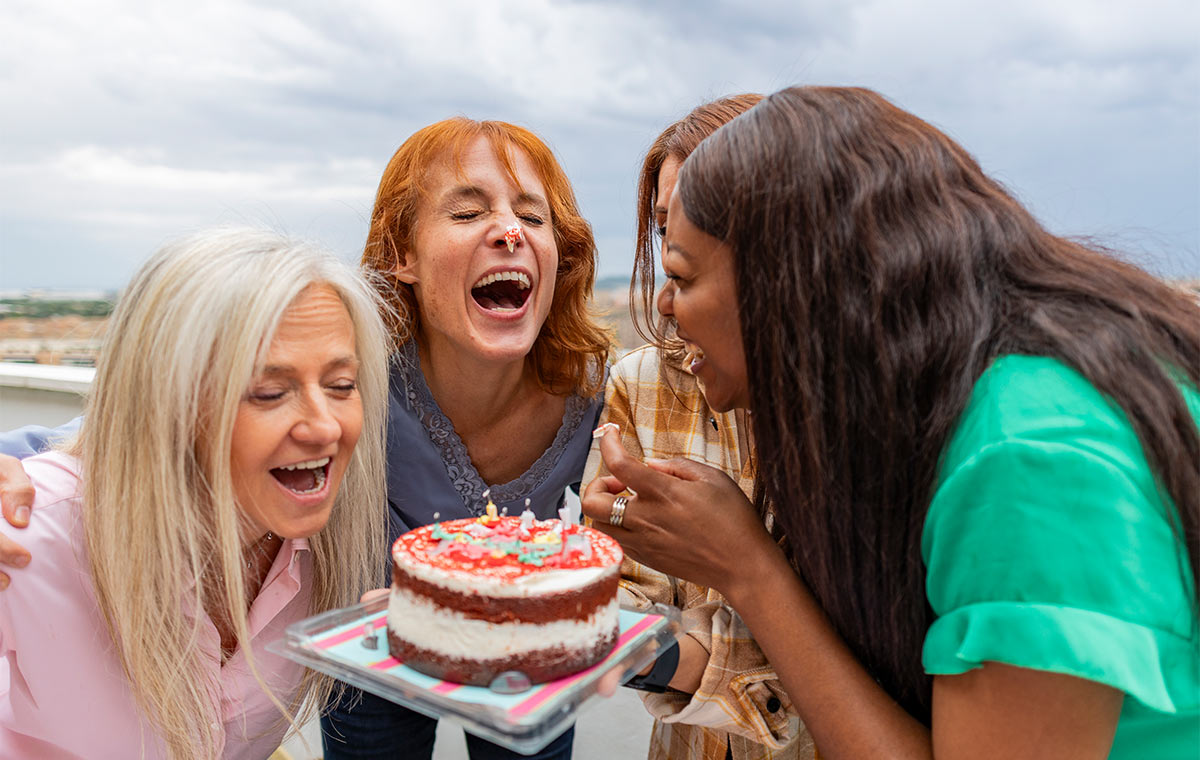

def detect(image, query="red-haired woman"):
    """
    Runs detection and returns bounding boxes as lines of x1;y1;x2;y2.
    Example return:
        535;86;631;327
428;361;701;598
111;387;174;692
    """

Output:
0;118;611;760
326;118;609;759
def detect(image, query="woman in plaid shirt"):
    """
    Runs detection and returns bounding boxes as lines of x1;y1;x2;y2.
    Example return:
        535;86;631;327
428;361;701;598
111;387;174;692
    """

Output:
584;95;817;760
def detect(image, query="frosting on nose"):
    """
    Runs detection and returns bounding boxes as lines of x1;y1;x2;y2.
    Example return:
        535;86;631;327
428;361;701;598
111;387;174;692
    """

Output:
503;224;524;252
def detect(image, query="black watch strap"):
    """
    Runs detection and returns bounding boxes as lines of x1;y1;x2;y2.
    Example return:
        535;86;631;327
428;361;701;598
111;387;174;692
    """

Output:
624;641;680;693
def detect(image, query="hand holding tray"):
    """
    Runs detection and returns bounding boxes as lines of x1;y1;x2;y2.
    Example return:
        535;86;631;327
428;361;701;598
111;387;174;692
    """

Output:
268;598;679;755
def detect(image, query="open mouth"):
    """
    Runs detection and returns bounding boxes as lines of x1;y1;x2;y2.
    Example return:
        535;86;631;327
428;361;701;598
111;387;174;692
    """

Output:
270;456;330;495
471;271;532;312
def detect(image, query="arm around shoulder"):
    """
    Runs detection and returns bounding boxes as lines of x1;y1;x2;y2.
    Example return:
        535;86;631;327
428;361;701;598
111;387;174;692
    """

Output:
0;418;82;460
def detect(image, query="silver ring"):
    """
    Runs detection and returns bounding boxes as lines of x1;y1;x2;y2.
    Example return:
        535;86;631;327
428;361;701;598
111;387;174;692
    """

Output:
609;496;628;527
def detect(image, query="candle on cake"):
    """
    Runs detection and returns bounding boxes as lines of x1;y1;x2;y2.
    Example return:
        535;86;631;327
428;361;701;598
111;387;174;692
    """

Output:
481;489;499;524
519;498;535;534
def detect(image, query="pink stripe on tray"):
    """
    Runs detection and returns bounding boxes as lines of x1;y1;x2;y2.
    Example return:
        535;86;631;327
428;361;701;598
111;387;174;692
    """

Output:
313;612;387;650
508;614;662;718
362;656;458;693
369;657;402;670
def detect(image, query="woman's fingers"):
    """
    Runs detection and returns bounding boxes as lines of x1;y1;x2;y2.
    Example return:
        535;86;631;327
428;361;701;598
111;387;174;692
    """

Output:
587;429;733;529
583;474;627;498
359;587;389;604
0;534;31;572
596;666;624;697
644;456;710;482
584;428;777;591
0;454;35;529
0;454;36;583
597;430;671;499
581;484;627;527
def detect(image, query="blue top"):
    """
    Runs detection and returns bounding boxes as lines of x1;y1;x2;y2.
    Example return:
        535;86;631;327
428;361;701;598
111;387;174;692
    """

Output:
0;344;603;555
383;341;603;544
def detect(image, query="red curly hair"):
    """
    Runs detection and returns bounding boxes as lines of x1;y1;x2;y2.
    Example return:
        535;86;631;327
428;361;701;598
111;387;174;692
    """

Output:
362;118;610;397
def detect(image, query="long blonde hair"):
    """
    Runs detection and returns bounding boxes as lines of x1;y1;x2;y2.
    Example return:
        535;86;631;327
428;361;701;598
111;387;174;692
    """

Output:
68;228;390;758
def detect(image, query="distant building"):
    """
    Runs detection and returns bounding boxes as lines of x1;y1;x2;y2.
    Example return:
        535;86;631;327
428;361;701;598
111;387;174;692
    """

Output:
9;288;116;301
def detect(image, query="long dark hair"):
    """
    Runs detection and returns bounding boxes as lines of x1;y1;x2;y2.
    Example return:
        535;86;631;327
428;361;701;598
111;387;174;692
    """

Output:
677;86;1200;723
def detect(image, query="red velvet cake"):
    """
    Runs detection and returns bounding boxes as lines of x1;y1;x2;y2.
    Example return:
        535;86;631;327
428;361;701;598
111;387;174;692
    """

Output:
387;513;623;686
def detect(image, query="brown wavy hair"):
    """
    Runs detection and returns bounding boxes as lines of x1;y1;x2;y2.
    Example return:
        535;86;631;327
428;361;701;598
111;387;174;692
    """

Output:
631;94;763;346
362;117;609;396
677;85;1200;723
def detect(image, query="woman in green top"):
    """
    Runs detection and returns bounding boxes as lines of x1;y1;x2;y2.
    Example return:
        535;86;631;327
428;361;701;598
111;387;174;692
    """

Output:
583;86;1200;758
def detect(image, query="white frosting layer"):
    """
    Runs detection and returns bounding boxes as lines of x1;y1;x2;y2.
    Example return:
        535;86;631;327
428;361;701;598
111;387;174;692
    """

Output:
393;554;616;597
387;586;619;659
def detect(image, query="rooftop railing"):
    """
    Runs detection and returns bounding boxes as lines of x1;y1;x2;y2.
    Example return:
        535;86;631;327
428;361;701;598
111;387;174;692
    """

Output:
0;362;91;430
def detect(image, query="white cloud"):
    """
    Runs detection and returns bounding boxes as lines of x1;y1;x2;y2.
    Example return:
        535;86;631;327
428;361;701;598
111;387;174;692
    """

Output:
1;0;1196;289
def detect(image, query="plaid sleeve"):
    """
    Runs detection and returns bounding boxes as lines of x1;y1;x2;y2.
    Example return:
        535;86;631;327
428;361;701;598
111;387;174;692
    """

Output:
583;350;678;610
585;346;813;758
643;600;803;749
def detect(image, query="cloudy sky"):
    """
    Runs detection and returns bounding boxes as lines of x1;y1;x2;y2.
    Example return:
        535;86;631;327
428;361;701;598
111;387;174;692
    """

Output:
1;0;1197;291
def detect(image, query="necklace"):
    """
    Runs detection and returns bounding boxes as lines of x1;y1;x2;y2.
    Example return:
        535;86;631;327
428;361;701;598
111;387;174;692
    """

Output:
244;531;276;570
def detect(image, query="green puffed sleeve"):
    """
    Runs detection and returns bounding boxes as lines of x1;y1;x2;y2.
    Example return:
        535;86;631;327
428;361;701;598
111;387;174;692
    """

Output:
921;357;1199;724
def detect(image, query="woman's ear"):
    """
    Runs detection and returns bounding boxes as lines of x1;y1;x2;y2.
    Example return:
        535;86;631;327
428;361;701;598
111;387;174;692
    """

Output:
393;251;419;285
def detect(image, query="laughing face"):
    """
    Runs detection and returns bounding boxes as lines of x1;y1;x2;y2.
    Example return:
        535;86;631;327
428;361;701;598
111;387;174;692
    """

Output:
396;135;558;365
659;192;749;412
229;284;363;541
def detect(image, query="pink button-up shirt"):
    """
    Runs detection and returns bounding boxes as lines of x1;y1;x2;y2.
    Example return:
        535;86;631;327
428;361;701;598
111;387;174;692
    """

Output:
0;451;314;759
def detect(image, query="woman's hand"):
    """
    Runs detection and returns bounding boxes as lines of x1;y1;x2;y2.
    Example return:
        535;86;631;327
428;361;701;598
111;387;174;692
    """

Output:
0;454;34;588
360;587;389;604
581;428;781;599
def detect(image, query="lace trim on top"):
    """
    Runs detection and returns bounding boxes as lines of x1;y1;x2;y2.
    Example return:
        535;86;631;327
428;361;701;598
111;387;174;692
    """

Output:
397;341;592;516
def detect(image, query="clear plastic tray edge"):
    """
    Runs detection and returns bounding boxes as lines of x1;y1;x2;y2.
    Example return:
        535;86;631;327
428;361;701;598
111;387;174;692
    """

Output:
267;598;682;755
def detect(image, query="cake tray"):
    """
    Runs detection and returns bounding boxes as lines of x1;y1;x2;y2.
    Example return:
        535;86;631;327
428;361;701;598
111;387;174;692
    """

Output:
268;598;679;755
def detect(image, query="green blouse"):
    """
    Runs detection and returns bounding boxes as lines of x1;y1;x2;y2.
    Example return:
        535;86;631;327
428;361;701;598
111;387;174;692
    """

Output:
922;355;1200;758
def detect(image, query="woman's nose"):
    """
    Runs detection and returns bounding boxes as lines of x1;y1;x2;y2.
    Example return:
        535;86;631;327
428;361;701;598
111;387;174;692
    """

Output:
657;281;675;318
494;220;523;251
293;392;340;444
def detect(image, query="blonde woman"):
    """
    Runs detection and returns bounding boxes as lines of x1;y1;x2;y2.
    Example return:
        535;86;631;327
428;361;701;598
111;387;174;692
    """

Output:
0;118;609;760
0;228;390;759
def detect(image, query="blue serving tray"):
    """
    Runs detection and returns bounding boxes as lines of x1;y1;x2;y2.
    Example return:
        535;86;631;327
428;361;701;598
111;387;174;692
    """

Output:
268;598;678;755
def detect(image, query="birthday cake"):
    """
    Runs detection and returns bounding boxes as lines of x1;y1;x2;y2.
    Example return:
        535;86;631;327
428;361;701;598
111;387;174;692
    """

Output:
387;510;623;686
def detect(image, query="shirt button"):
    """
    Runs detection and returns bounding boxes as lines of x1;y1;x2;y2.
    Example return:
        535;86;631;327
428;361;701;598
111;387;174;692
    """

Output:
766;697;781;713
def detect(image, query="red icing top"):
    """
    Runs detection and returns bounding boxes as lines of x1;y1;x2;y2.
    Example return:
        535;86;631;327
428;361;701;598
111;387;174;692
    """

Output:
392;516;623;582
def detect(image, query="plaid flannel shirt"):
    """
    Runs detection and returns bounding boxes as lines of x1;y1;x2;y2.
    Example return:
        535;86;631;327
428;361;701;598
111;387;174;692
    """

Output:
584;345;816;760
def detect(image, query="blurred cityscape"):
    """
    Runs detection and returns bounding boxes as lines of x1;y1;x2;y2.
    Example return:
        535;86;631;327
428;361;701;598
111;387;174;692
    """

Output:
3;276;1197;368
0;276;648;366
0;289;113;366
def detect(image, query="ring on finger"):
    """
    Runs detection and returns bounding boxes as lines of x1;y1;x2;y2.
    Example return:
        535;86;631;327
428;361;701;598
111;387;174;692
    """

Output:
609;496;628;528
